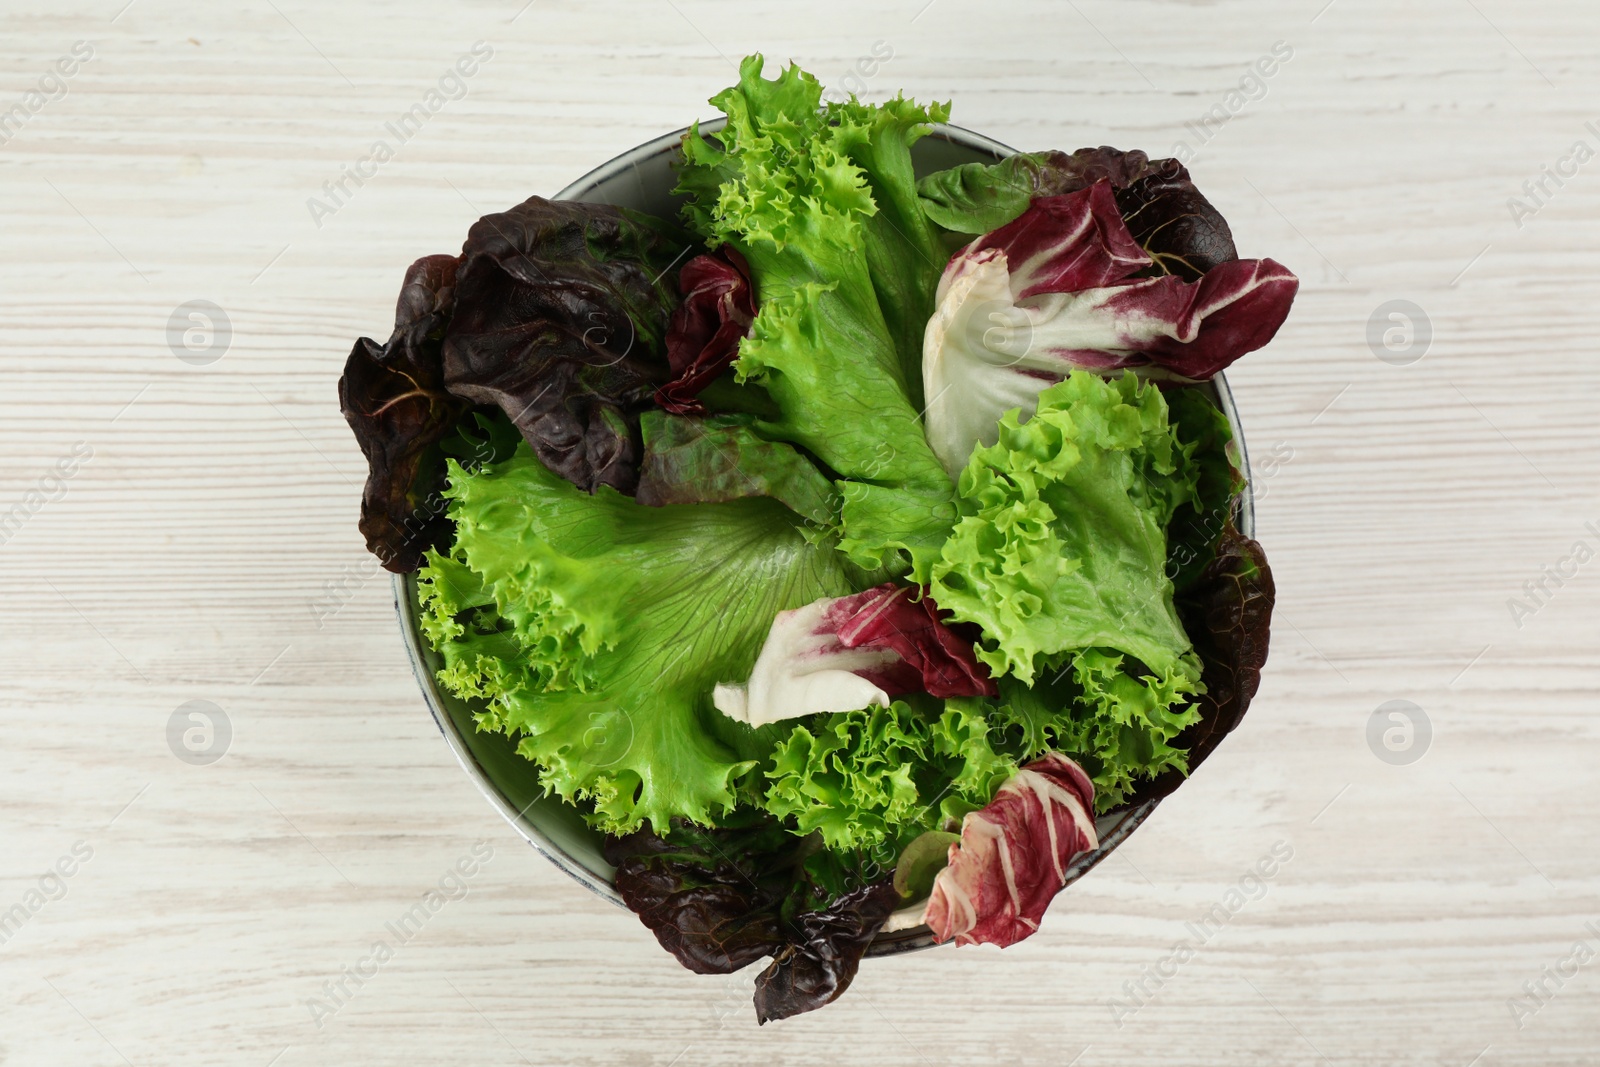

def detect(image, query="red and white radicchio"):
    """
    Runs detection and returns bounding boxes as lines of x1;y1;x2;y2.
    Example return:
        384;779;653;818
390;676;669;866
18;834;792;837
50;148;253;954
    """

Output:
922;752;1099;947
713;584;996;727
922;179;1298;476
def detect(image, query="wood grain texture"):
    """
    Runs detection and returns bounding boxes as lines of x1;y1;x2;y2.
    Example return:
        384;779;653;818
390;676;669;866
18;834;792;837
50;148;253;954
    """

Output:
2;0;1598;1063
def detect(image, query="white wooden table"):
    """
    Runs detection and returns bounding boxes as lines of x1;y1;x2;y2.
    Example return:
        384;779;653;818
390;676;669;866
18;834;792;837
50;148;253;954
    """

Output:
4;1;1597;1064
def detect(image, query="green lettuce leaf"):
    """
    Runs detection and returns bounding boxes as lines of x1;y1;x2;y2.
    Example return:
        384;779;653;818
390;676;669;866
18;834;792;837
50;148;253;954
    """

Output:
929;371;1203;686
826;96;952;403
990;650;1200;810
762;699;1016;851
920;370;1219;809
918;151;1053;235
1113;522;1275;810
418;444;863;834
675;54;955;580
1164;385;1245;593
635;411;839;524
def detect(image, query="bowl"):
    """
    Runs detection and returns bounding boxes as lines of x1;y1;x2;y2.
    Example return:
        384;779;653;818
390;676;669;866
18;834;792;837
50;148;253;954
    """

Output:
394;121;1256;955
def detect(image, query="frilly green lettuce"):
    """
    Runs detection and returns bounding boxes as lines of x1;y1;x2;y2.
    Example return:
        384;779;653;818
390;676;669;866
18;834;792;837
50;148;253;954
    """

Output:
418;444;862;835
676;54;955;581
930;371;1203;686
926;371;1211;809
763;700;1016;851
991;650;1200;811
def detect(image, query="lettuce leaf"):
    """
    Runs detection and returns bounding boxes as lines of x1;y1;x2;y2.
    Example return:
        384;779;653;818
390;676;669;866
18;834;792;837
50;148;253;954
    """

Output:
675;54;956;579
442;196;687;495
1164;385;1245;593
1112;522;1275;810
921;380;1255;810
603;814;902;1022
980;649;1200;812
762;700;1016;851
918;147;1166;235
339;254;469;572
634;410;838;524
930;371;1203;686
826;96;952;403
417;443;863;834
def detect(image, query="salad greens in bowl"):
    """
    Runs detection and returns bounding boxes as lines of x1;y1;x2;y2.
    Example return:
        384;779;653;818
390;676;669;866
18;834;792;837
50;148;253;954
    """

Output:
341;55;1291;1022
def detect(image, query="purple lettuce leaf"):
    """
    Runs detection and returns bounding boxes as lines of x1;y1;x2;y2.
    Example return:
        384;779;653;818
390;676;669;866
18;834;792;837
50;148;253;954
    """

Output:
752;879;901;1023
440;196;686;494
605;819;791;975
603;817;901;1022
338;254;469;572
1114;160;1238;282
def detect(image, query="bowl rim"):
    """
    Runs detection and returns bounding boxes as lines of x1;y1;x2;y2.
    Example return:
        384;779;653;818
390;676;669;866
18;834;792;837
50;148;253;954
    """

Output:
394;120;1256;957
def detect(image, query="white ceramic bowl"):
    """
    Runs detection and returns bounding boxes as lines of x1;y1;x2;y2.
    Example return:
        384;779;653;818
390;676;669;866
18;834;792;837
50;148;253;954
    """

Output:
394;122;1255;956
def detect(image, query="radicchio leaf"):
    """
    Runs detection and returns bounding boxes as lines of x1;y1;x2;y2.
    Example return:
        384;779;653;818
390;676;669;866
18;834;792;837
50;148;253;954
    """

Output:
1113;522;1274;810
963;180;1151;300
712;584;995;727
829;585;997;700
922;180;1297;476
919;147;1165;236
441;196;685;494
919;143;1237;270
338;253;469;572
752;879;901;1024
922;752;1098;947
654;248;756;414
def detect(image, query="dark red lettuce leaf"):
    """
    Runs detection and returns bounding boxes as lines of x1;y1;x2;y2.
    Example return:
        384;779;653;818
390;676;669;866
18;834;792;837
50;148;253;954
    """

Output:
1179;524;1275;762
338;254;469;572
1112;522;1274;810
752;879;901;1024
606;820;789;975
441;196;685;494
604;817;900;1022
1114;160;1238;281
655;248;756;415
